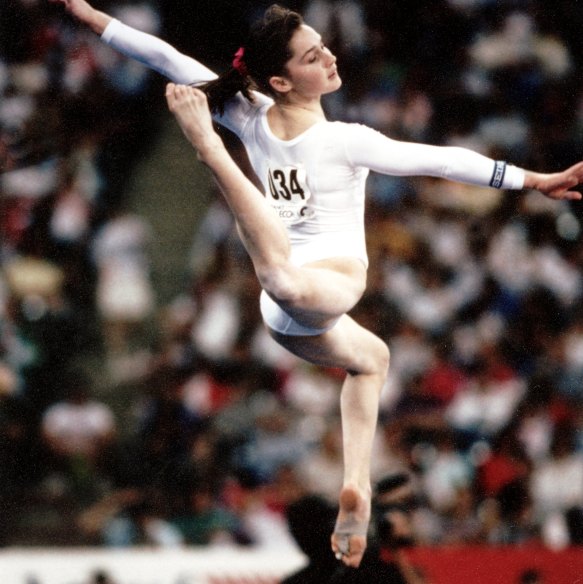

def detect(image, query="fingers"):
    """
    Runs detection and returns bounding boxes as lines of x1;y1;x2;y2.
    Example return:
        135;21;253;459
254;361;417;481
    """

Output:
566;160;583;178
563;162;583;190
549;173;583;200
535;162;583;201
552;189;583;201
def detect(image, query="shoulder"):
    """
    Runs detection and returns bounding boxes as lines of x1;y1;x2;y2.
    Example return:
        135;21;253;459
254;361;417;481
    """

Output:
321;121;388;165
324;120;384;143
250;90;274;108
219;91;273;135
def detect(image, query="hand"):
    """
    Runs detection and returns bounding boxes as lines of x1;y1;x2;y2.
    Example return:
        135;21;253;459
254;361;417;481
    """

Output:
48;0;90;17
524;161;583;201
48;0;111;35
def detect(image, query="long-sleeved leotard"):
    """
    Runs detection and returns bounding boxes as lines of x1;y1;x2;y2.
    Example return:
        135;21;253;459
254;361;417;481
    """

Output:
102;18;524;269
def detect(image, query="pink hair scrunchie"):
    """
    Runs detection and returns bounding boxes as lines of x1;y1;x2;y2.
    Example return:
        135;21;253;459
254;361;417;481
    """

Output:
232;47;248;77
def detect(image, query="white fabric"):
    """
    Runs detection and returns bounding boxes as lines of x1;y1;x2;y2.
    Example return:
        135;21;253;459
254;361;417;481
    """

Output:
102;19;525;270
259;290;339;336
101;19;526;333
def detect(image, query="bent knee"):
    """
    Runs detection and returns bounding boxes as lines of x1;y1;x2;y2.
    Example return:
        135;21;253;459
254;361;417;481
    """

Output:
367;338;390;378
349;338;390;378
257;264;302;306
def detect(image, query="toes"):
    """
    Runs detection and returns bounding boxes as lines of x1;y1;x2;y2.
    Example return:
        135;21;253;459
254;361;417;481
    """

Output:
331;485;371;567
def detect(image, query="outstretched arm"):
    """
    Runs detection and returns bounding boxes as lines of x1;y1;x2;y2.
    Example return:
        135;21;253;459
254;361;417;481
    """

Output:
346;125;583;202
49;0;111;35
51;0;272;135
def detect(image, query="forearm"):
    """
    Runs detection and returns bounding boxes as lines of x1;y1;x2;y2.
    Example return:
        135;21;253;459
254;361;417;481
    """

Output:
82;8;110;35
348;127;526;190
384;144;525;190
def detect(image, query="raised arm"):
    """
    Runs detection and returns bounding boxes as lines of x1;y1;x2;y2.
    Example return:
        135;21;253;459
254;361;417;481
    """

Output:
50;0;216;85
50;0;274;136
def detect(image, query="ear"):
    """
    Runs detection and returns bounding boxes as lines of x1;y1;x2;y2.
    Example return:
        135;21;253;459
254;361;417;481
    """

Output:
269;75;292;94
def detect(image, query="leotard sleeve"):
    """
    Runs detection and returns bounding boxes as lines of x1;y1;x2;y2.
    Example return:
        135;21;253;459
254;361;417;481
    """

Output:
101;19;272;136
343;124;525;190
102;18;216;84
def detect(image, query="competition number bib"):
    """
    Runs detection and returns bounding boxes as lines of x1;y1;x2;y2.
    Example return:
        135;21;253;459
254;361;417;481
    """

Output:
267;164;314;226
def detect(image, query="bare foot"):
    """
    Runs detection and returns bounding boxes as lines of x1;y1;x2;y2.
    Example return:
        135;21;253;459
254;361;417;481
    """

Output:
165;83;224;162
331;485;370;568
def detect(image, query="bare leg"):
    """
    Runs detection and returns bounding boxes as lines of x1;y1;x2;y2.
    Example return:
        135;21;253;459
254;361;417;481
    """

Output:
272;315;389;568
166;84;290;269
165;84;366;326
167;84;389;567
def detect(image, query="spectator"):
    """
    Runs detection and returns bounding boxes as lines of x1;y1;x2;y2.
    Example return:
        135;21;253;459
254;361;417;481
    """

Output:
2;0;583;554
91;207;155;360
531;421;583;548
40;373;117;493
77;488;183;547
170;479;245;547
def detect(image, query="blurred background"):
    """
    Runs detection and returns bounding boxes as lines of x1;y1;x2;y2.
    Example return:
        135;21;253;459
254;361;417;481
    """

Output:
0;0;582;581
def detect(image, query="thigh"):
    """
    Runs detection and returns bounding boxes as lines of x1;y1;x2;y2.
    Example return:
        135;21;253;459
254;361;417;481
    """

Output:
260;290;340;336
266;256;367;324
270;314;389;376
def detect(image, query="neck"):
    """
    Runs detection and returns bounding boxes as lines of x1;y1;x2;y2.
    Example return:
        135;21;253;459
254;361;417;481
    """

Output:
267;102;325;140
266;92;327;140
274;97;325;118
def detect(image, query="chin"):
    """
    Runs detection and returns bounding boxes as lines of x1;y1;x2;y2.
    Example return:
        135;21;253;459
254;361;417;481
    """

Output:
327;75;342;92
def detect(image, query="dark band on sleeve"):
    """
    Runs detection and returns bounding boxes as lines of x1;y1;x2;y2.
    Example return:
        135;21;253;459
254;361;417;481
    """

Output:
490;160;507;189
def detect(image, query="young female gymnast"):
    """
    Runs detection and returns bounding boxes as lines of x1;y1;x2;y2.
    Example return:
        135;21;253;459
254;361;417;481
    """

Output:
53;0;583;567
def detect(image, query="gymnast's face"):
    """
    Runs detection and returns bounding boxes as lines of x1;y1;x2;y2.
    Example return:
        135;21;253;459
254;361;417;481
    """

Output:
270;25;342;99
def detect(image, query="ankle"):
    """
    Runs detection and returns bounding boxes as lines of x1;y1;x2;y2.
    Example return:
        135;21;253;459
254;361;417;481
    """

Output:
196;137;226;164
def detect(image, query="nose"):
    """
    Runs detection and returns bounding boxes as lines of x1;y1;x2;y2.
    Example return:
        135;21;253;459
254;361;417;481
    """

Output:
324;47;336;67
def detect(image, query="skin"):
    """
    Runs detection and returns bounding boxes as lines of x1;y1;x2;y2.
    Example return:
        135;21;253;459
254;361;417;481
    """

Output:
266;25;341;140
52;0;583;568
166;84;383;567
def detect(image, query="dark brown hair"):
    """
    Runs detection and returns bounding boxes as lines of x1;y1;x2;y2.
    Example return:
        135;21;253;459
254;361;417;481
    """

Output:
200;4;304;115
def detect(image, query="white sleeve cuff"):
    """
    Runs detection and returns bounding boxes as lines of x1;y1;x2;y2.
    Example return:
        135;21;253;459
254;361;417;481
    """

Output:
101;18;120;43
503;165;525;190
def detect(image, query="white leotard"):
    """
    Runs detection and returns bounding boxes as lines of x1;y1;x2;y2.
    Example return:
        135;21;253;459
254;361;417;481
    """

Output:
102;19;525;334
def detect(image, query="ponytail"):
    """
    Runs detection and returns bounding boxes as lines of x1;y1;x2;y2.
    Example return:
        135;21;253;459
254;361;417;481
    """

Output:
200;67;255;116
199;5;303;115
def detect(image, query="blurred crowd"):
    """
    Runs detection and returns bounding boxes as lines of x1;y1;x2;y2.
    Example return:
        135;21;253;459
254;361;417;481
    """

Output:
1;0;583;557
